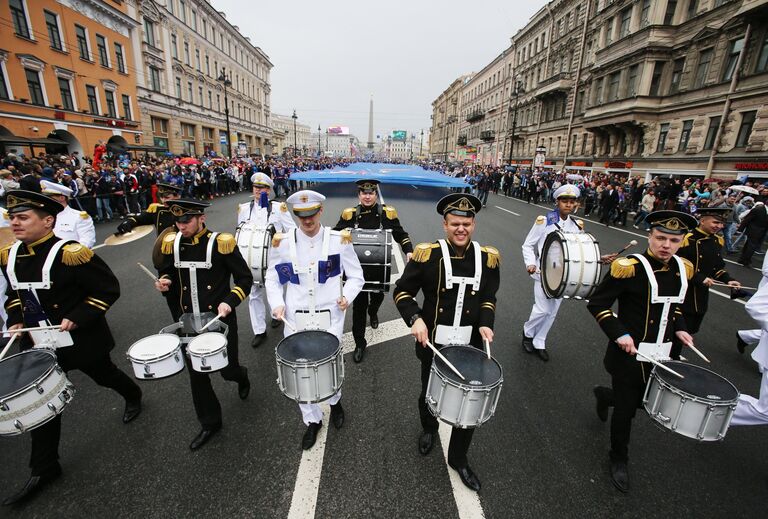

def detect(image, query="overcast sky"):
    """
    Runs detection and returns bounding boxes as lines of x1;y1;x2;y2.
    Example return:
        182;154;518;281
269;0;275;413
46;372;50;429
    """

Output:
212;0;543;141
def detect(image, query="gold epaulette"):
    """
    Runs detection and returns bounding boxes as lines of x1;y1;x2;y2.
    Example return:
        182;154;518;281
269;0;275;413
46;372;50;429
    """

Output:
611;257;638;279
217;233;236;254
681;232;693;248
62;242;93;266
147;203;163;214
481;246;501;269
412;242;439;263
535;215;545;225
341;207;355;221
80;211;90;219
2;210;9;220
0;246;10;266
575;219;584;230
682;257;694;280
161;232;176;255
272;233;284;248
340;229;352;245
715;234;724;247
280;202;288;213
384;205;398;220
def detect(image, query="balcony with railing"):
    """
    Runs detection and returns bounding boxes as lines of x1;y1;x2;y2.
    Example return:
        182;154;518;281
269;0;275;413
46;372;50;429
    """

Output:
457;135;467;146
466;109;485;123
534;72;573;98
480;130;495;142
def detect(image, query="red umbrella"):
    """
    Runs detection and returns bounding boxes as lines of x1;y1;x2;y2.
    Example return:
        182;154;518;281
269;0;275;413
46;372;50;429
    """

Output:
178;157;200;165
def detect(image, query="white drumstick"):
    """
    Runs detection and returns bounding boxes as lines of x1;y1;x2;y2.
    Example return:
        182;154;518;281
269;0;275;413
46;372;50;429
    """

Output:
425;340;466;381
280;315;297;333
2;324;61;334
0;333;20;361
92;243;107;250
198;313;224;333
711;280;757;290
483;338;491;360
636;351;684;379
137;262;159;282
687;343;710;363
616;240;638;255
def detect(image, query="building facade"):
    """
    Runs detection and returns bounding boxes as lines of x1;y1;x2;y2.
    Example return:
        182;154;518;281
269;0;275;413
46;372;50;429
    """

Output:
429;74;472;161
0;0;143;158
134;0;273;157
270;112;311;156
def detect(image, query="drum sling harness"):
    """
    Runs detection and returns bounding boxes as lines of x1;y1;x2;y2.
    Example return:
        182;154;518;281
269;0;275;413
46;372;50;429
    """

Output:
435;240;482;346
353;204;383;230
173;231;219;318
288;227;333;331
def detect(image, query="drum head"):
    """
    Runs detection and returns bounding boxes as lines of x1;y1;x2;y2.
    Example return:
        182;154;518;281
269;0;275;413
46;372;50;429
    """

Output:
435;346;502;387
128;334;180;360
188;333;227;354
657;361;739;401
277;331;339;362
0;350;56;399
541;232;566;298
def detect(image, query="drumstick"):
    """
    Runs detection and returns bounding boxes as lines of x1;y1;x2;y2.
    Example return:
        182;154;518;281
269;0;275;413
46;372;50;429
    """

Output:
711;280;757;290
2;324;61;334
636;351;684;379
687;343;710;363
616;240;638;255
198;313;224;333
280;315;297;333
425;340;466;381
483;337;491;360
137;262;159;282
0;332;20;361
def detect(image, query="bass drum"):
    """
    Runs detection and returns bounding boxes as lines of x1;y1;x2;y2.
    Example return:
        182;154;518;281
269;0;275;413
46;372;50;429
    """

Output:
235;223;275;285
350;228;392;292
540;230;602;300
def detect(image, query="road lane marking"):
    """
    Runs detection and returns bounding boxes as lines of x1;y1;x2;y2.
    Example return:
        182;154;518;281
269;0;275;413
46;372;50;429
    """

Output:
341;318;410;354
288;405;330;519
439;423;486;519
494;206;519;216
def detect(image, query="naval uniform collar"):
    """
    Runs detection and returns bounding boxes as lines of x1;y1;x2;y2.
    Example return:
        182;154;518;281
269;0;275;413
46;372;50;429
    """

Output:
183;226;209;245
445;239;472;259
22;231;56;255
645;249;672;270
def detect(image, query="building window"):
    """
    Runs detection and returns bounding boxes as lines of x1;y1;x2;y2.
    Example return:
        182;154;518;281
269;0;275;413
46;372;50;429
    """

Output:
122;94;131;119
664;1;678;25
104;90;116;117
10;0;31;39
202;19;207;40
187;81;193;102
657;123;670;152
687;0;698;20
85;84;98;114
25;69;45;105
56;77;73;110
184;42;190;65
179;0;187;23
195;49;201;71
722;38;745;82
207;90;212;108
703;116;721;150
605;18;613;45
736;111;757;147
198;86;203;105
0;65;9;100
114;43;126;73
152;116;168;136
669;58;685;94
694;48;713;88
171;34;178;59
649;61;664;96
205;55;210;76
75;25;89;60
627;64;639;96
175;77;181;98
191;10;197;31
641;0;651;25
595;78;604;104
149;66;161;92
216;94;221;111
608;71;621;101
679;120;693;151
96;35;109;67
758;32;768;73
619;7;632;38
168;0;174;15
44;11;62;50
144;18;155;47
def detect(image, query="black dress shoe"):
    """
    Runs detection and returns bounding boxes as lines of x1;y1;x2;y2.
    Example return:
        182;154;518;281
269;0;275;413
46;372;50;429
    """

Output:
522;334;535;353
2;465;62;506
330;402;345;429
238;368;251;400
271;318;282;329
369;314;379;329
418;431;435;456
448;462;481;492
610;459;629;493
353;345;365;363
302;422;322;450
535;348;549;362
736;332;748;354
593;386;609;423
251;332;267;348
189;426;221;451
122;398;142;424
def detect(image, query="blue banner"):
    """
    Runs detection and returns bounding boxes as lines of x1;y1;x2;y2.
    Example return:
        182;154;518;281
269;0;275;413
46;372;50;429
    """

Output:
290;163;468;188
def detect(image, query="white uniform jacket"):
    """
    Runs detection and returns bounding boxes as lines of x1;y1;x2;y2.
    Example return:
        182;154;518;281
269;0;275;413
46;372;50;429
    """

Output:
237;199;295;232
54;205;96;248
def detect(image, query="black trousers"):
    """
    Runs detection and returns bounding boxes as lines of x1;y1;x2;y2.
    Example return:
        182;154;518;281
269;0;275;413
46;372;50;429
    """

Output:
30;349;141;475
738;230;766;266
183;315;245;429
352;291;384;348
670;312;704;359
415;343;475;468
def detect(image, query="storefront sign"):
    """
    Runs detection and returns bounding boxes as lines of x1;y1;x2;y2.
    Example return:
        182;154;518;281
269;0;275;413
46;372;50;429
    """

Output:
735;163;768;171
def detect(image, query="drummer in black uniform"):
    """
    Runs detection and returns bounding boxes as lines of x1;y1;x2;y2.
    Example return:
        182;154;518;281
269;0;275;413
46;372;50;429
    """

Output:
393;193;500;492
588;210;696;493
334;179;413;362
0;190;142;506
672;207;740;359
154;200;252;450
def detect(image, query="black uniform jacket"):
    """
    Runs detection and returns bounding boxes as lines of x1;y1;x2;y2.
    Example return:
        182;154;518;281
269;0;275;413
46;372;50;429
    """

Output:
678;227;733;315
393;241;499;347
127;202;176;235
333;203;414;254
1;233;120;357
157;227;253;315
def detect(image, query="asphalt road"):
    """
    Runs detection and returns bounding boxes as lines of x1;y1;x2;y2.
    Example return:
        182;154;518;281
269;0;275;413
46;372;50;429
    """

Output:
1;184;766;518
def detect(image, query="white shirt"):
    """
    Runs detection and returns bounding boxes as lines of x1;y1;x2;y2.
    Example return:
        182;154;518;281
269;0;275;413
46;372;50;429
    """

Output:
237;199;295;232
522;210;582;274
54;204;96;248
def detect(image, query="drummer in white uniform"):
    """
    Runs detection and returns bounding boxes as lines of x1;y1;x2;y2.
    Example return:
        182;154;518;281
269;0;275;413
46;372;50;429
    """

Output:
236;173;296;347
40;179;96;248
265;190;364;450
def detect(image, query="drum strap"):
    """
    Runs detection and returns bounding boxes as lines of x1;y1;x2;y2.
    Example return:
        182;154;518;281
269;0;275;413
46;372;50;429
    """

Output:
436;240;481;343
354;204;383;230
631;253;687;345
7;239;68;291
174;232;218;318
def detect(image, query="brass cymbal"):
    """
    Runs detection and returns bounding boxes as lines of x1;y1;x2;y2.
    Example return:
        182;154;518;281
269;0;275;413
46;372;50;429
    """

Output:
0;227;16;249
103;225;154;246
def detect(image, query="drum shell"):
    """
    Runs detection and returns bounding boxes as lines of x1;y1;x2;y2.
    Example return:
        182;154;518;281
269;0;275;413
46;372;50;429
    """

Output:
643;364;738;441
351;229;392;293
540;231;602;300
275;336;344;404
236;224;273;284
0;351;76;436
187;333;229;373
127;334;184;380
425;346;503;429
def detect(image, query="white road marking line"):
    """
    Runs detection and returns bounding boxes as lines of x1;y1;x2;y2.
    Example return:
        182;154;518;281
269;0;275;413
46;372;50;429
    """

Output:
287;404;330;519
494;206;519;216
341;317;410;354
438;423;486;519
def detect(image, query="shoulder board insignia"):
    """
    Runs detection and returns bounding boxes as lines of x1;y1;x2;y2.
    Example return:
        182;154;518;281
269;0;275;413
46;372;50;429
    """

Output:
384;205;398;220
340;229;352;245
481;246;501;269
412;242;440;263
610;257;638;279
80;211;90;220
3;210;10;221
217;233;236;254
161;232;177;255
681;232;693;248
62;242;94;266
280;202;288;213
681;257;694;280
535;215;546;225
272;233;284;248
341;207;355;221
0;245;10;267
147;203;162;214
575;219;584;230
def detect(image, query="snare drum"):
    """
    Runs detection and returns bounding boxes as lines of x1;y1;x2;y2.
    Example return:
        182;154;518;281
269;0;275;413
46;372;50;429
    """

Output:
426;345;503;429
127;334;184;380
540;230;602;300
643;361;739;441
187;332;229;372
236;222;274;284
275;330;344;403
0;349;75;436
351;228;392;292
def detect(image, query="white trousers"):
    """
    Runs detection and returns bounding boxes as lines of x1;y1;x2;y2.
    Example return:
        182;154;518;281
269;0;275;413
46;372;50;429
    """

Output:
738;329;761;345
523;281;563;349
731;369;768;426
248;284;268;335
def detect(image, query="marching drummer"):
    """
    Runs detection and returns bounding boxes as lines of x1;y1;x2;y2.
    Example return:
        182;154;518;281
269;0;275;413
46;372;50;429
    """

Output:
0;190;142;506
154;199;252;451
237;172;296;348
265;190;364;450
393;193;500;492
588;210;696;493
40;179;96;248
333;179;413;362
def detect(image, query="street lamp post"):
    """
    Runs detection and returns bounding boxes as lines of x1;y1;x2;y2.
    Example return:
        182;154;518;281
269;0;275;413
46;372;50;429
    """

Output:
317;124;321;157
507;80;525;166
217;68;233;158
292;110;298;158
419;129;424;159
